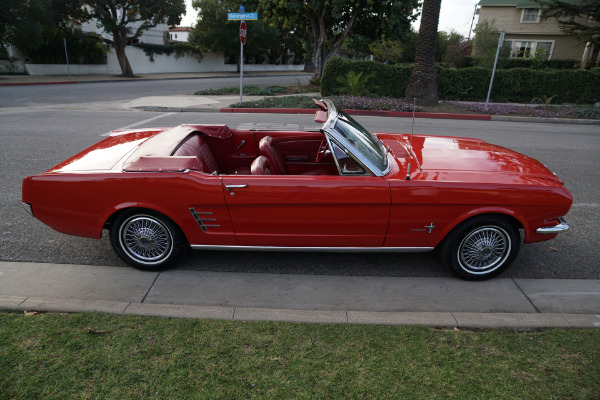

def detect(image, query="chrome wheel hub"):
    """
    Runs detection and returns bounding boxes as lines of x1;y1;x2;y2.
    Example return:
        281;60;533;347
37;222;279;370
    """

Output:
120;216;172;263
458;226;510;273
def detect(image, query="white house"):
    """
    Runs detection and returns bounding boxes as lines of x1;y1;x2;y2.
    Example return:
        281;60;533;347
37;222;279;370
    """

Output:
169;27;192;42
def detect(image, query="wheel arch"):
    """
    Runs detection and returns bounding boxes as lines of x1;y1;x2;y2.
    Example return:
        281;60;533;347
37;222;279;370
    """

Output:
437;209;524;248
103;204;188;243
438;212;523;280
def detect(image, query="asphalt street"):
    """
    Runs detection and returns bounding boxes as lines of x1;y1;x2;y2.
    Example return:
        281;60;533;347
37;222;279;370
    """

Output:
1;95;598;279
0;73;311;108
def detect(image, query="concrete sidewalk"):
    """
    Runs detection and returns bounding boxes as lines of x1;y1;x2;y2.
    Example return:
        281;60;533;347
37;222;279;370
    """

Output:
1;261;598;329
0;71;307;85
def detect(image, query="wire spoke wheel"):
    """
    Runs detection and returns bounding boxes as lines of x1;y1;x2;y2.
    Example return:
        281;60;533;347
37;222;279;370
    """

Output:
458;226;510;273
110;210;185;270
121;216;173;263
441;216;520;280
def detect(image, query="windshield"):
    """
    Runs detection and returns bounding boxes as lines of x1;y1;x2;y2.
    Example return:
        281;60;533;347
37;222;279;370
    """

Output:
333;109;388;173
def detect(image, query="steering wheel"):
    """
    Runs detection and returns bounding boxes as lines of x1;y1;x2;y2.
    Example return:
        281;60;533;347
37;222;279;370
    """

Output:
315;137;329;163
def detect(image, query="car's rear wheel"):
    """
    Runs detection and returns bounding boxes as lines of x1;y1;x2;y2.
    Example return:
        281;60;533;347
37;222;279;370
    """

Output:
110;210;185;271
441;216;520;280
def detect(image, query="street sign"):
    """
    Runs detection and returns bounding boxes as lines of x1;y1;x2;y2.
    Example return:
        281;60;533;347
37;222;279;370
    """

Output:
226;9;258;105
240;20;247;45
227;12;258;20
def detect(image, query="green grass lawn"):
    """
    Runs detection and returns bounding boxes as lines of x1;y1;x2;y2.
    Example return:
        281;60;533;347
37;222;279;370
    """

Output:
1;312;599;399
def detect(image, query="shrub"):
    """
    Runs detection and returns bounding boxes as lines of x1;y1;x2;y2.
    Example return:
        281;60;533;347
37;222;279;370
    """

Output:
335;70;374;96
321;57;411;97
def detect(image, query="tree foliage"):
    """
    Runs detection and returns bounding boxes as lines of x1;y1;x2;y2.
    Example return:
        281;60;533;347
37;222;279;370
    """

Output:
189;0;303;69
259;0;418;80
0;0;106;63
80;0;186;76
534;0;600;45
472;20;511;68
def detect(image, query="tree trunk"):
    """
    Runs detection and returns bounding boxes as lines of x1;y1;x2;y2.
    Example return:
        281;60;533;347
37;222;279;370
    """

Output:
114;39;134;77
304;33;315;72
405;0;442;106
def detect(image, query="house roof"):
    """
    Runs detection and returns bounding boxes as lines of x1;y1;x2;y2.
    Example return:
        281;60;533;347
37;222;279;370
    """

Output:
478;0;580;7
479;0;540;7
169;27;191;32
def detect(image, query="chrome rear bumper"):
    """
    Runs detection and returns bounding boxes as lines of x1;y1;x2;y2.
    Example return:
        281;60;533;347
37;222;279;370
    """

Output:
22;202;33;216
536;217;569;234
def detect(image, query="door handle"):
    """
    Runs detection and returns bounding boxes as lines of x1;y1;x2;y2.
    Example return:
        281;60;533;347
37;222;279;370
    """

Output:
225;184;248;191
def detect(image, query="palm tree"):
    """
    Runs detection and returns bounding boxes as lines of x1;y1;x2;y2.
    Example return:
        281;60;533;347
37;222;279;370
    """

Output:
404;0;442;105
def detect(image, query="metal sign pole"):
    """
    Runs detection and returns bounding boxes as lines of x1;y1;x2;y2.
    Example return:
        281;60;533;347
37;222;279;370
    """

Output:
485;32;504;111
63;38;71;80
227;6;257;104
240;34;244;104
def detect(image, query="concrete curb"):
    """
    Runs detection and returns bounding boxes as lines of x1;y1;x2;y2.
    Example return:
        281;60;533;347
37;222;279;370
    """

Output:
0;73;312;87
1;81;79;86
491;115;600;125
219;107;493;121
2;295;599;329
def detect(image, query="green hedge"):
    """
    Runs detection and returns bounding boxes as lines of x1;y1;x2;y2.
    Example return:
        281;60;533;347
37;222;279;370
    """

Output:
499;58;579;70
321;58;600;103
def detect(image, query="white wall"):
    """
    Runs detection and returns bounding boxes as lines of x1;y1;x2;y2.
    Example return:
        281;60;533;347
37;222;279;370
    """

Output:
24;46;304;75
80;17;168;45
106;47;229;74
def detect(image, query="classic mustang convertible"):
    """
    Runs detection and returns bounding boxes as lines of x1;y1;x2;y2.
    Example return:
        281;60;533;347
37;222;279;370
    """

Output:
22;100;572;280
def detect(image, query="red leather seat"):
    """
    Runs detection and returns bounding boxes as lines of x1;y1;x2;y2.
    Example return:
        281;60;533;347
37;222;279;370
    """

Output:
250;156;272;175
173;134;219;174
258;135;330;175
258;136;287;175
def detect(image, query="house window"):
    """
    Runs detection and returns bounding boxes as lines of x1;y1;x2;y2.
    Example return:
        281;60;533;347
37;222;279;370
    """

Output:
508;40;554;59
592;44;600;61
535;42;553;59
514;41;533;58
521;8;540;23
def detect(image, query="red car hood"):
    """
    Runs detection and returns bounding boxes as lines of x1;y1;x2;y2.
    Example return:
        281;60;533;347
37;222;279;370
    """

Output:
381;134;563;184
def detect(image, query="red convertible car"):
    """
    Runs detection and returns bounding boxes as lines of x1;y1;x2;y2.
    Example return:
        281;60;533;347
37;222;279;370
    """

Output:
22;100;572;280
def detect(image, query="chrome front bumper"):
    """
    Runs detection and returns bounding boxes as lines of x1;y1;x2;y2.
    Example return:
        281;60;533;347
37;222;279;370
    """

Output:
536;217;569;234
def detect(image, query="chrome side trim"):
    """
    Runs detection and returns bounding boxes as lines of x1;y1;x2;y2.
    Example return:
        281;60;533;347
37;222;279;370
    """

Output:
536;217;569;234
189;208;220;231
190;245;434;253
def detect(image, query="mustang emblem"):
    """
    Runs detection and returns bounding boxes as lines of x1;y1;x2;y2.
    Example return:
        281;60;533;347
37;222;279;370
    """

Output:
411;222;436;234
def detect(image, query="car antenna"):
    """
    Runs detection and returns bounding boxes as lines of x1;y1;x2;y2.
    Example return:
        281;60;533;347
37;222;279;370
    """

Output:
405;98;416;181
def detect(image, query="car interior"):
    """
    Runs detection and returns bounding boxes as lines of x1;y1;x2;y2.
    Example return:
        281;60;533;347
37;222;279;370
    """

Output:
171;128;339;176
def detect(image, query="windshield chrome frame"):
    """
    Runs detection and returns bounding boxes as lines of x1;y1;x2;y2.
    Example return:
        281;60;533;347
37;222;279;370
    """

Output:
321;99;391;177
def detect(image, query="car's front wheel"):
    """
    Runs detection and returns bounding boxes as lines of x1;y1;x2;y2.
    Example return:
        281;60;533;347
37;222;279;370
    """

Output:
440;216;520;280
110;210;186;271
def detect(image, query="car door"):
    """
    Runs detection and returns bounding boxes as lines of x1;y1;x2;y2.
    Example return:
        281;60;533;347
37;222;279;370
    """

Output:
221;175;391;247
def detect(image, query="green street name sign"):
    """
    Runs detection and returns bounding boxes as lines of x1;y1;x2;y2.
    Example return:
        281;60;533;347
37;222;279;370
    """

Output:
227;12;258;20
